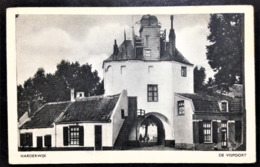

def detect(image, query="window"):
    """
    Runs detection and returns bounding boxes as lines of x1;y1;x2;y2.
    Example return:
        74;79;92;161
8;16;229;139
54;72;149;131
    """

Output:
44;135;51;147
20;133;33;147
106;65;112;72
177;101;185;115
148;85;158;102
181;66;187;77
203;121;212;142
221;121;227;128
121;65;126;75
148;66;153;74
221;101;228;112
145;50;151;57
63;126;84;146
70;126;80;145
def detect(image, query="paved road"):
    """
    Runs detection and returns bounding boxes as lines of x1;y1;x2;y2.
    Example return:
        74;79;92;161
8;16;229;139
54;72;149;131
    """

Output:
126;145;180;150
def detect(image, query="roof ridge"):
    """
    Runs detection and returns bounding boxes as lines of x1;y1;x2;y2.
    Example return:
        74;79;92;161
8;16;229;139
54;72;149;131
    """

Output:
47;101;71;105
53;102;72;123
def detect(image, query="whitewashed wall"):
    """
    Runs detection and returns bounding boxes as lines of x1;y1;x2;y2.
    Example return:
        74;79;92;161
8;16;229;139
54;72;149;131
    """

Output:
174;94;194;144
19;127;55;148
111;90;128;145
104;60;193;140
55;123;112;147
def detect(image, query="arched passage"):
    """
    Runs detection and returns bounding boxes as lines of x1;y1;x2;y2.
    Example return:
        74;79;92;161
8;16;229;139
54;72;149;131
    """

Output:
139;115;165;146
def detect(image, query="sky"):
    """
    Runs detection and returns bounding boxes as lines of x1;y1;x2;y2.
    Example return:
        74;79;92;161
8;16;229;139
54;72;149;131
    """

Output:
16;14;214;85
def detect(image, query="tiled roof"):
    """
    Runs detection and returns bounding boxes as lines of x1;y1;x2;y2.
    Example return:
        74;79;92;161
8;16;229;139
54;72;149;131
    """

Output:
18;100;44;120
20;94;121;128
20;102;70;129
103;40;192;65
177;93;242;113
57;94;120;123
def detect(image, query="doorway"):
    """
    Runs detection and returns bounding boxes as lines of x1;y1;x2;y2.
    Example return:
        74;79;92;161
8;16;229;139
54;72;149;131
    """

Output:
139;115;165;146
221;128;227;148
95;125;102;150
37;136;43;149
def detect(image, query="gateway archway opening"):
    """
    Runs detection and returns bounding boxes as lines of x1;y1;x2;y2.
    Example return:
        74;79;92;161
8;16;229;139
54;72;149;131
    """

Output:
139;115;165;146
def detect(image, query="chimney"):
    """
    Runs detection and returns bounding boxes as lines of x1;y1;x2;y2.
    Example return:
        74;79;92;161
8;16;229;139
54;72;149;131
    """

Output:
71;88;75;102
27;101;31;115
113;39;119;60
169;15;176;57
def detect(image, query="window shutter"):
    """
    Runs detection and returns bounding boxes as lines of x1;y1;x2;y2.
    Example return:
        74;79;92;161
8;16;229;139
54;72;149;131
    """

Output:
20;134;26;147
27;133;33;147
63;127;69;146
198;121;204;143
79;126;84;146
193;122;199;143
44;135;51;147
212;122;218;143
235;121;242;142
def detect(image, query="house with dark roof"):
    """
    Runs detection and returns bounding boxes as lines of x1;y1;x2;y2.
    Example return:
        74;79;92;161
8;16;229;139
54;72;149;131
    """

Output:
174;93;243;150
19;90;129;150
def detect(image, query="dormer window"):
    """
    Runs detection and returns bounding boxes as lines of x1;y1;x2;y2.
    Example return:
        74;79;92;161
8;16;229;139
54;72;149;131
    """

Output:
76;92;85;99
220;101;228;112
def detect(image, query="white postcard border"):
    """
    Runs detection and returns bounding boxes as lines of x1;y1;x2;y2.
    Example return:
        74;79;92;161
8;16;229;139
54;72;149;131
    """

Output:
7;6;255;164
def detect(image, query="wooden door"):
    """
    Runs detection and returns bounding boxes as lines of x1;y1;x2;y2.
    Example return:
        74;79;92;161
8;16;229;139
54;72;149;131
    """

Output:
128;97;137;118
95;125;102;150
221;128;227;148
37;136;43;149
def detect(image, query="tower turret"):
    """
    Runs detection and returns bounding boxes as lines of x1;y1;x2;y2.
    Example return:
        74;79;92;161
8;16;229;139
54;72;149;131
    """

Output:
113;39;119;60
139;15;161;60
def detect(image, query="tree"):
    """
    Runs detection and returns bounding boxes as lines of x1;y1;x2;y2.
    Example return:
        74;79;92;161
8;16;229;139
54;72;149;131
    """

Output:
19;60;103;103
206;14;244;88
194;66;206;92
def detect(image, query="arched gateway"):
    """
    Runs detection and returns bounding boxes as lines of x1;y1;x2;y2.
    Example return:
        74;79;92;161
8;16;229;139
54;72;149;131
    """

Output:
138;115;165;146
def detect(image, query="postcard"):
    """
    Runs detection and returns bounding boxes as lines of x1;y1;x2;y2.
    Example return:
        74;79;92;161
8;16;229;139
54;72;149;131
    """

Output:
7;6;255;164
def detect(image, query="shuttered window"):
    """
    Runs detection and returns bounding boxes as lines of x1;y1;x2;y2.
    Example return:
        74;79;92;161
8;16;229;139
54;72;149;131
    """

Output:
212;122;218;143
70;126;80;145
20;134;26;147
63;127;69;146
44;135;51;147
235;121;242;142
20;133;32;147
63;126;84;146
203;121;212;143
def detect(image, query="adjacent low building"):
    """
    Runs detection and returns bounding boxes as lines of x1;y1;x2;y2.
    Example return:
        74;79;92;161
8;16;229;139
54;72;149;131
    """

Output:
19;90;129;150
174;93;243;150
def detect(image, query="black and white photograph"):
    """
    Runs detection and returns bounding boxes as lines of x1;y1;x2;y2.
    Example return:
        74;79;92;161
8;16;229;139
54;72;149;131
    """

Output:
7;6;255;164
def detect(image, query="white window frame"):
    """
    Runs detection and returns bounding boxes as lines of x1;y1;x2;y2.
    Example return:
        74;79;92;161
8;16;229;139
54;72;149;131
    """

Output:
203;121;212;143
220;100;229;112
177;100;185;115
